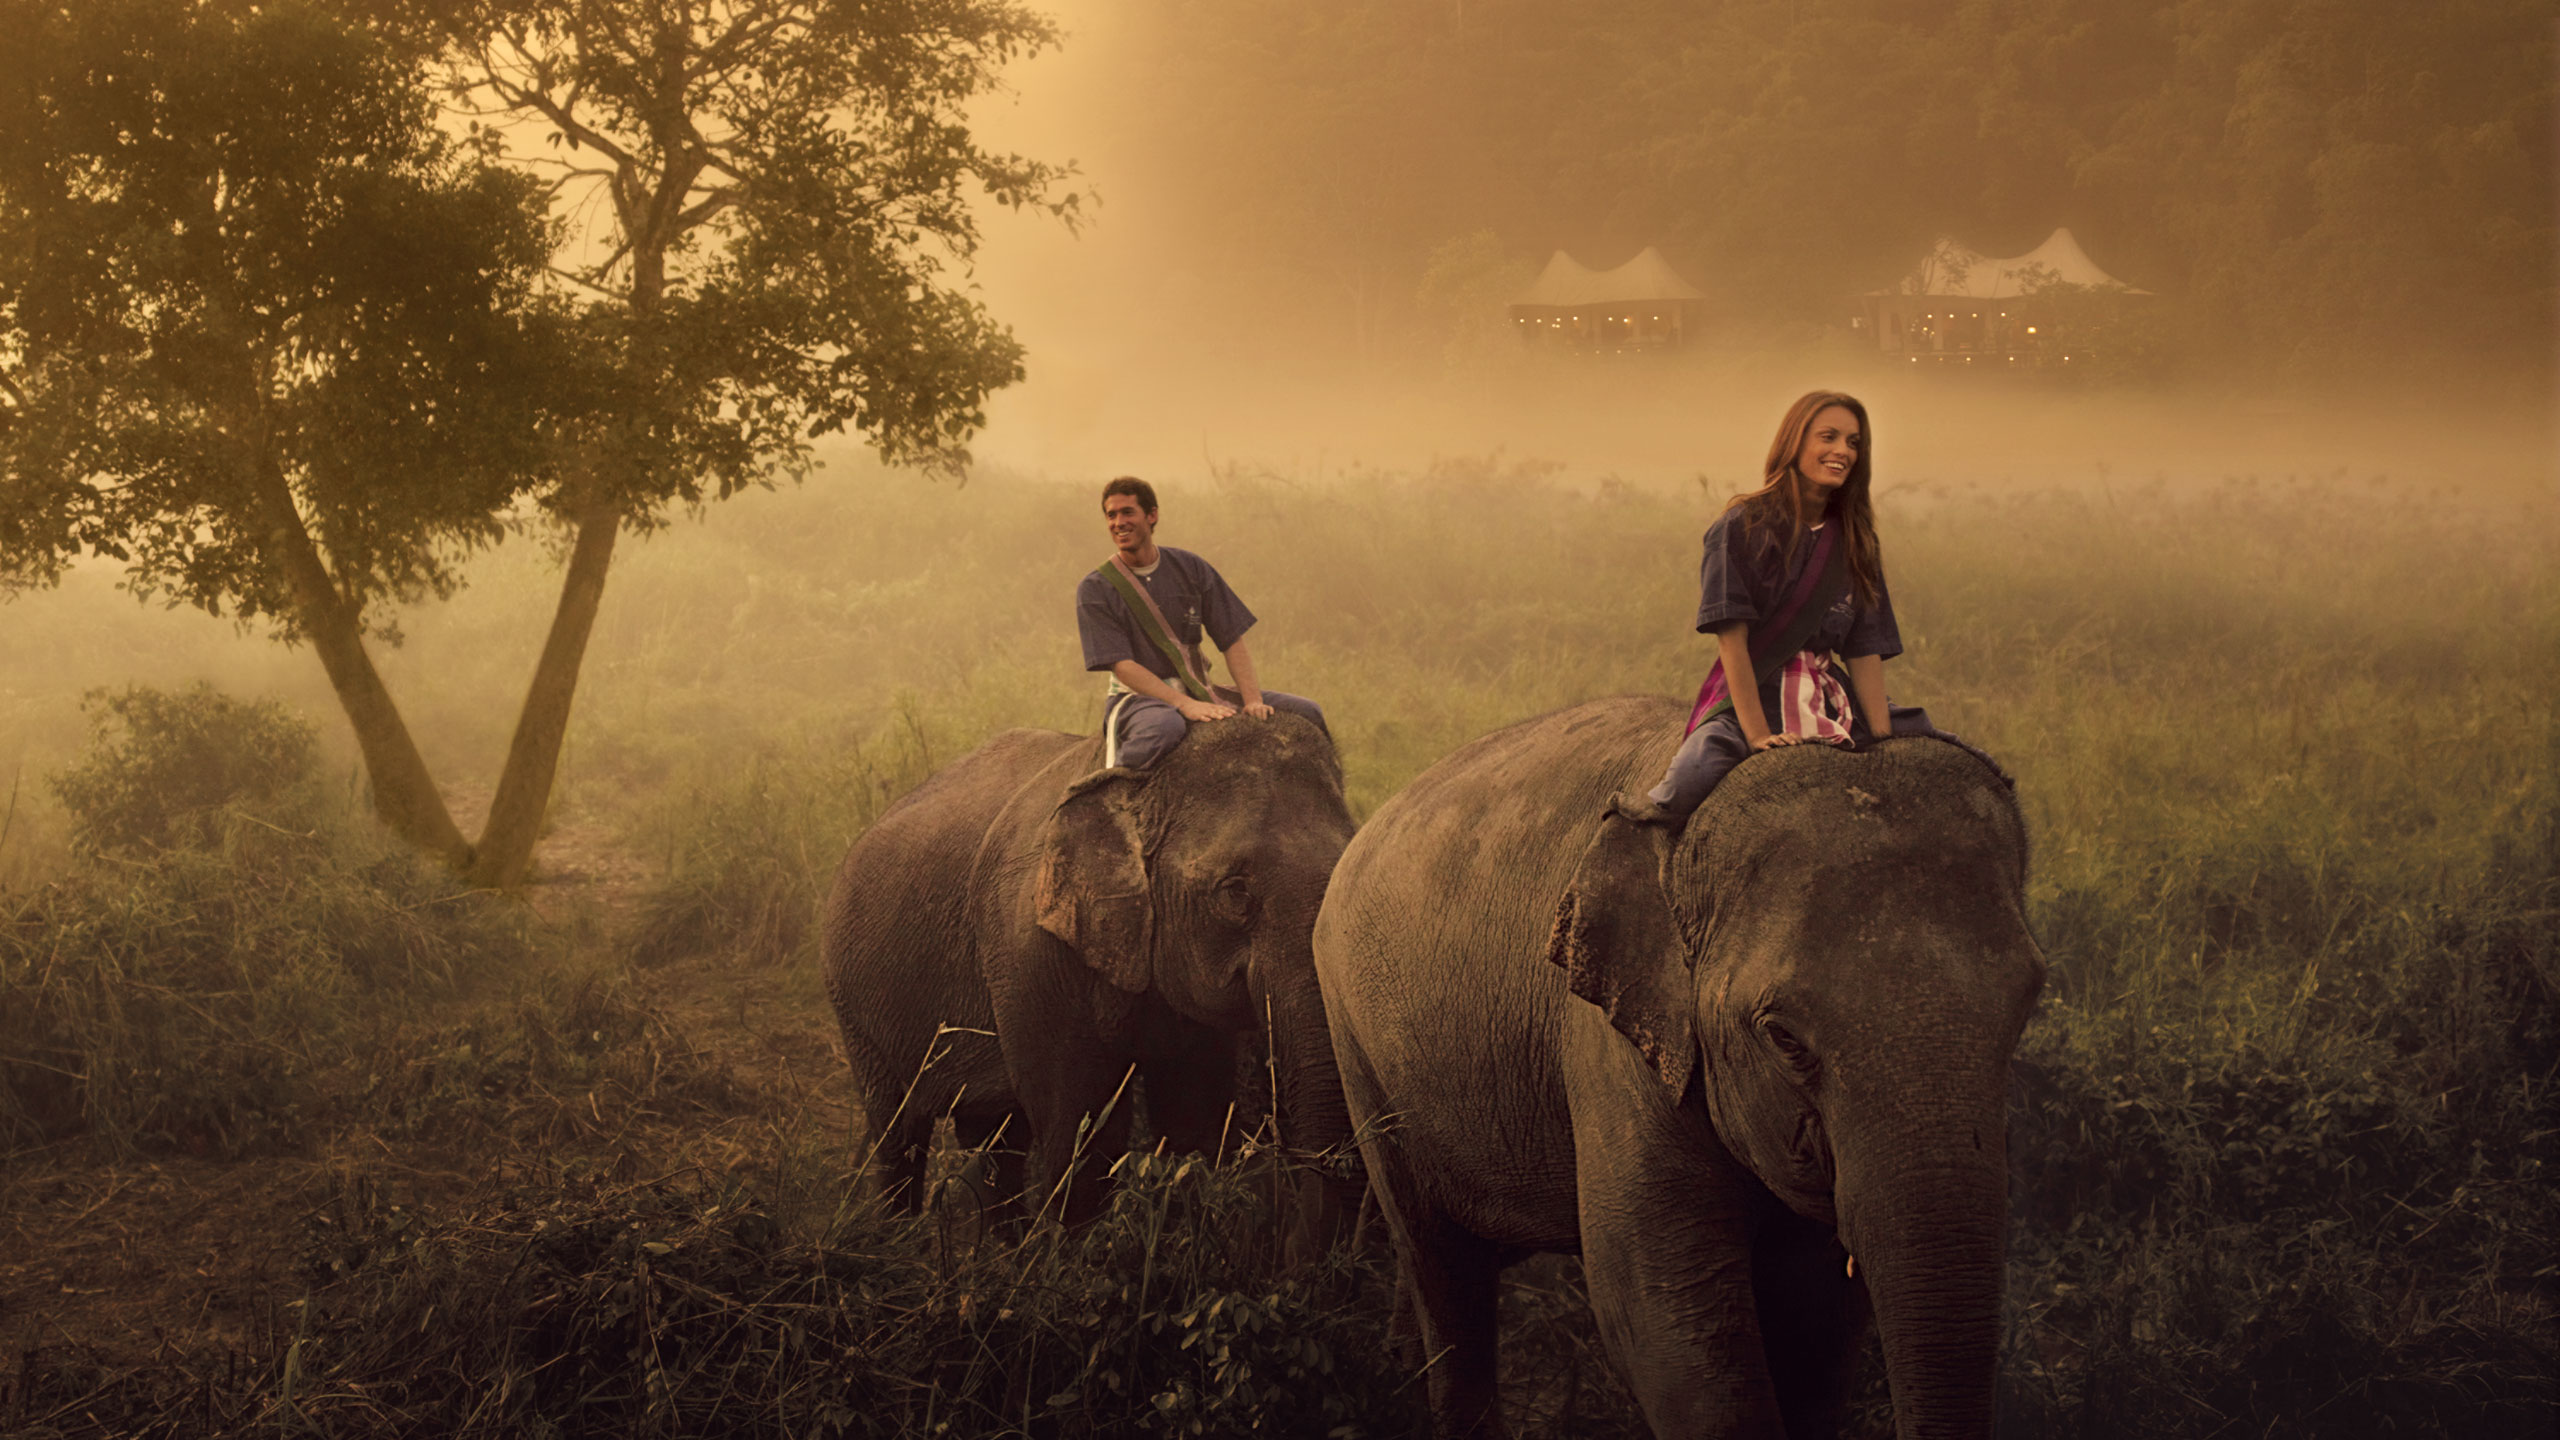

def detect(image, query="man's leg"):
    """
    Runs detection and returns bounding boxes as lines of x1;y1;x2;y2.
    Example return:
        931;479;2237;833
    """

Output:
1112;695;1189;770
1257;690;1329;738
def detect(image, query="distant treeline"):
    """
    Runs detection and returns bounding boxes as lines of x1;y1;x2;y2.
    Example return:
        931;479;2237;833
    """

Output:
1120;0;2555;375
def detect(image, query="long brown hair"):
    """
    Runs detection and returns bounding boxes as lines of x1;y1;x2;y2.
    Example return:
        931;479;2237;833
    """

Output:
1724;390;1884;608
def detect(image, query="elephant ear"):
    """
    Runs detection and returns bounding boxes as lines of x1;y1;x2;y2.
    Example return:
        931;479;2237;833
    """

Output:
1035;769;1154;994
1545;812;1696;1098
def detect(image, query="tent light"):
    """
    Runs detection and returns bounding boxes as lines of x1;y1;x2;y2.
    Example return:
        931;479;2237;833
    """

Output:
2025;326;2037;334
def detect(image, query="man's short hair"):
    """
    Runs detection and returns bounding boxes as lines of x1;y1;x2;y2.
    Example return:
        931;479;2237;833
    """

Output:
1101;476;1158;515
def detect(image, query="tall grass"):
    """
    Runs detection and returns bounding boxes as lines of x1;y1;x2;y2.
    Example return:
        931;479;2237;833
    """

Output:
1;456;2549;1434
0;689;550;1157
6;1151;1417;1439
568;461;2552;1433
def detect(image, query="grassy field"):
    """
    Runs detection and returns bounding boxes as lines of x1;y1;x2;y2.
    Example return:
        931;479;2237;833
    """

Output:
0;451;2551;1435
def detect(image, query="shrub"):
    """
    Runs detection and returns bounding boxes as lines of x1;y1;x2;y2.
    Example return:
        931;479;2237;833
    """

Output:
48;685;322;854
0;686;539;1156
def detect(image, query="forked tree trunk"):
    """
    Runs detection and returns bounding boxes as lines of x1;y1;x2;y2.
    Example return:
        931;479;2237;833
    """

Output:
467;504;622;889
245;453;473;868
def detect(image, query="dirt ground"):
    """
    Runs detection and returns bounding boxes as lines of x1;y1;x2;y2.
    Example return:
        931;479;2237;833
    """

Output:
0;791;860;1370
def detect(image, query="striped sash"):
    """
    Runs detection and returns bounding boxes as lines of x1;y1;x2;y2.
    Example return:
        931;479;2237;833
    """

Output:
1774;652;1856;746
1684;521;1850;736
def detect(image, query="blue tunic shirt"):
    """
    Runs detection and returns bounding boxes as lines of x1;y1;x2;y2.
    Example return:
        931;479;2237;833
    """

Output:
1076;546;1258;681
1693;507;1902;660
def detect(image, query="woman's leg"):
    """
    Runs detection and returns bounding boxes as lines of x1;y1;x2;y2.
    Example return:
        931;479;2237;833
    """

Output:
1641;715;1753;821
1853;702;2015;788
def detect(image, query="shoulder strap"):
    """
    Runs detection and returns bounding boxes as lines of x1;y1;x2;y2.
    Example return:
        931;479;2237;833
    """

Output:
1099;554;1215;702
1684;523;1851;735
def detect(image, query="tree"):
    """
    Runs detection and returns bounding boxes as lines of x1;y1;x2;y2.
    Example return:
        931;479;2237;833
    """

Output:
427;0;1077;886
1;0;1075;886
0;0;571;862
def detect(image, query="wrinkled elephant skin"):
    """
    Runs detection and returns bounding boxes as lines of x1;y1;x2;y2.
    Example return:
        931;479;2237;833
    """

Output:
1315;696;2043;1439
823;715;1360;1229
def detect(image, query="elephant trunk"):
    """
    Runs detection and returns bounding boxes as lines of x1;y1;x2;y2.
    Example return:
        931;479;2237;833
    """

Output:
1249;949;1363;1250
1831;1063;2012;1440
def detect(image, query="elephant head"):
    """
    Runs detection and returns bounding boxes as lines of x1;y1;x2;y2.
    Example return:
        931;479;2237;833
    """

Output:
1032;714;1359;1165
1550;738;2043;1436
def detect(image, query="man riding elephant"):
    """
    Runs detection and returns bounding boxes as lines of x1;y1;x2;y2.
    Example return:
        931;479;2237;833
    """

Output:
1076;476;1329;769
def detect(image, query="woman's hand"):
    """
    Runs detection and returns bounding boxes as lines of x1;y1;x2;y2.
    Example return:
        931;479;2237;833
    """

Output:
1751;731;1807;751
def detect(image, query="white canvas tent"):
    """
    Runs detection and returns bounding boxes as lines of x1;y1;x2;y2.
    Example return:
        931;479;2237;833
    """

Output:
1889;228;2146;299
1862;227;2148;366
1511;247;1706;351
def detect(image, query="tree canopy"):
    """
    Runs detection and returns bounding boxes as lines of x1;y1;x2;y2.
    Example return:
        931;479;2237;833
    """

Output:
1;0;1073;884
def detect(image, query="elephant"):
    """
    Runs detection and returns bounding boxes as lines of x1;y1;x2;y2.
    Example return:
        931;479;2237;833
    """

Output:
820;712;1360;1228
1313;695;2043;1438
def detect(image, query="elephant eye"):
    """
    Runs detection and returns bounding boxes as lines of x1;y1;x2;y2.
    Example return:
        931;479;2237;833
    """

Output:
1758;1015;1819;1079
1211;874;1256;926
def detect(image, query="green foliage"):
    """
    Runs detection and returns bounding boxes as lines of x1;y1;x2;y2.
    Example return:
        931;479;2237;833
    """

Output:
48;685;321;855
438;0;1082;491
1;688;539;1155
0;0;568;631
237;1153;1407;1438
626;713;945;968
0;815;536;1159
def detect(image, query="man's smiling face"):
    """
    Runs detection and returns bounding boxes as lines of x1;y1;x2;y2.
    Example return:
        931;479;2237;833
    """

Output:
1105;494;1157;556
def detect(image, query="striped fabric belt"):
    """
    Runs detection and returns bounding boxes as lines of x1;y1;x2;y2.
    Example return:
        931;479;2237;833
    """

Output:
1774;652;1856;746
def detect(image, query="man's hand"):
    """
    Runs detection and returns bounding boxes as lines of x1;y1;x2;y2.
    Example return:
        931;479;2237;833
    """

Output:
1751;731;1807;751
1178;697;1239;722
1222;640;1274;719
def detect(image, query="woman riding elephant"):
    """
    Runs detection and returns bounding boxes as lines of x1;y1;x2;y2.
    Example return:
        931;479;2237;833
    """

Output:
1624;390;1963;828
1315;698;2041;1438
821;711;1360;1231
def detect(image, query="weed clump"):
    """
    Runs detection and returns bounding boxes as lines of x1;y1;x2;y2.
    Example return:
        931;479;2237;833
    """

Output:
0;686;537;1157
624;716;944;969
265;1154;1410;1438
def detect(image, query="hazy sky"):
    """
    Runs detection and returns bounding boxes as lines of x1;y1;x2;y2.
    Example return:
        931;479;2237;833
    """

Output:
943;2;2555;497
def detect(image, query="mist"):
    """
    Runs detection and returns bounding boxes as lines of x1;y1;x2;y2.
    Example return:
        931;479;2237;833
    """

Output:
2;2;2552;1433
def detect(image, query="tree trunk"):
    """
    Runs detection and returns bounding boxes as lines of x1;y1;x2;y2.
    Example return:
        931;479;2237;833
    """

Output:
468;505;622;888
243;453;472;867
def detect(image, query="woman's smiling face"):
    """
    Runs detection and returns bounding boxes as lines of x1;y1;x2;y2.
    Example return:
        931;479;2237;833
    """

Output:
1793;404;1862;495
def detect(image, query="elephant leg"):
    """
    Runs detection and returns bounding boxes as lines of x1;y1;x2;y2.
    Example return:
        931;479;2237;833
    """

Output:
950;1105;1030;1219
1751;1204;1871;1440
1399;1211;1509;1439
861;1097;937;1214
1332;1028;1508;1436
994;955;1142;1224
1563;1007;1787;1438
1138;1021;1242;1159
1014;1043;1139;1224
